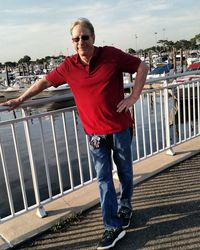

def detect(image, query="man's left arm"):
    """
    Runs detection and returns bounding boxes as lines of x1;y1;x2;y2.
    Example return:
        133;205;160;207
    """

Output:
117;61;149;113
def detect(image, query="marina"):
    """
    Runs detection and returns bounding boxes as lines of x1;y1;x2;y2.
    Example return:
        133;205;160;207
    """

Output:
0;57;200;250
0;71;200;220
1;51;199;102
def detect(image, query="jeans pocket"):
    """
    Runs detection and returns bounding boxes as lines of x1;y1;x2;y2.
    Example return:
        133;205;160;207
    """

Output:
89;135;107;150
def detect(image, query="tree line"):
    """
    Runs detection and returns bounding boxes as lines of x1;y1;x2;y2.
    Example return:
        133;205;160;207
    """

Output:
129;33;200;54
0;55;65;70
1;33;200;69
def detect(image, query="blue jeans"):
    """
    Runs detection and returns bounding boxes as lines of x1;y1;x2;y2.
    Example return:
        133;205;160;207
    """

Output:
89;128;133;230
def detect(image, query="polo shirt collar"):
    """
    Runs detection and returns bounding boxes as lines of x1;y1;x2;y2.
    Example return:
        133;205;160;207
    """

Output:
75;46;99;64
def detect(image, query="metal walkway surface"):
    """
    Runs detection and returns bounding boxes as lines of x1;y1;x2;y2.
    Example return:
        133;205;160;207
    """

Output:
12;152;200;250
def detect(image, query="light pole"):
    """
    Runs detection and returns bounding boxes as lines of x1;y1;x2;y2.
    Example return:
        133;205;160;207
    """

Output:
162;28;166;40
154;32;158;45
135;34;138;51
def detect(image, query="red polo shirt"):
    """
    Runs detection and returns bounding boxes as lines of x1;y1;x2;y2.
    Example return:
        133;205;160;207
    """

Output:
46;46;141;135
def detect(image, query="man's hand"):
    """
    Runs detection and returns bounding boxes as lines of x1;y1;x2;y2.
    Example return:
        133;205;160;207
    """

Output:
117;95;137;113
0;98;23;111
117;61;148;113
0;77;50;111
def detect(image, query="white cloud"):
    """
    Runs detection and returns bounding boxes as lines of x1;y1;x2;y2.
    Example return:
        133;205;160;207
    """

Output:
1;7;53;15
0;0;199;62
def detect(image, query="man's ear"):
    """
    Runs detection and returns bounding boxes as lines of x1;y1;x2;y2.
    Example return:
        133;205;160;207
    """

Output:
92;35;95;44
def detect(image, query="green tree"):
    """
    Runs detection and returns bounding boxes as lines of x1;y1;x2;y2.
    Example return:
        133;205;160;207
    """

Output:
4;61;17;67
127;48;136;55
157;40;174;51
193;33;200;42
36;58;46;64
174;39;191;50
18;55;31;64
45;56;51;62
190;33;200;49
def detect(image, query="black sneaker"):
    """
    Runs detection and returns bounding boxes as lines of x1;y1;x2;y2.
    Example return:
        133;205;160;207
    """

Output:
97;228;126;249
118;207;132;229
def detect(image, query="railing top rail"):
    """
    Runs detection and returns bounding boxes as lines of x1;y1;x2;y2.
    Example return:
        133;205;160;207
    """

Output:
124;70;200;89
0;105;77;126
145;69;200;83
0;93;74;113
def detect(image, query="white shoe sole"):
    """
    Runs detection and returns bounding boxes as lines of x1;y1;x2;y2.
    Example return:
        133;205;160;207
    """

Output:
97;230;126;249
122;212;133;229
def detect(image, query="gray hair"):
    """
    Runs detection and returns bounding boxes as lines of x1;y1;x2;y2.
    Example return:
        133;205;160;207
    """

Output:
70;17;95;36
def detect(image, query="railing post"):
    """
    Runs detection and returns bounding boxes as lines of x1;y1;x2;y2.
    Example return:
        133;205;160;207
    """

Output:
0;138;15;217
36;205;47;218
163;80;175;156
21;108;47;218
198;81;200;135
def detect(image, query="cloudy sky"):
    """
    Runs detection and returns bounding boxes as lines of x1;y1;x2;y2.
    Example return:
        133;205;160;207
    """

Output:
0;0;199;63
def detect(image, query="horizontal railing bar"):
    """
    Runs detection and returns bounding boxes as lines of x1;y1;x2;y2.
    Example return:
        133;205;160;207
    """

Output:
0;105;77;125
140;69;200;84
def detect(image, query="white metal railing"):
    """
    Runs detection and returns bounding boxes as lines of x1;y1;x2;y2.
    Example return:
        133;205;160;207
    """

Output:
0;70;200;222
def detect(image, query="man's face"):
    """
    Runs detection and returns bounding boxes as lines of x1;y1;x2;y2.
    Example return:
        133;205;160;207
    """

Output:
71;24;95;57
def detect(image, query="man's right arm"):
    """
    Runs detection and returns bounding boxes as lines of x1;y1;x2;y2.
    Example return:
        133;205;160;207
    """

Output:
0;77;50;110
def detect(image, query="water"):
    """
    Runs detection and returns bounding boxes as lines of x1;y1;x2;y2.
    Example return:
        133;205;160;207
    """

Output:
0;95;197;219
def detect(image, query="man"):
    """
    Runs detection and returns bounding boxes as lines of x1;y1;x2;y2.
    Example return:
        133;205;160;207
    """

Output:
1;18;148;249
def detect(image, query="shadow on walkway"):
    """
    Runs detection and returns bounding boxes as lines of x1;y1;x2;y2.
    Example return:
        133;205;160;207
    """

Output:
14;153;200;250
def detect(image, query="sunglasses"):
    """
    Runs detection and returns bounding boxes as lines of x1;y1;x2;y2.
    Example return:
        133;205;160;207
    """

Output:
72;35;90;43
